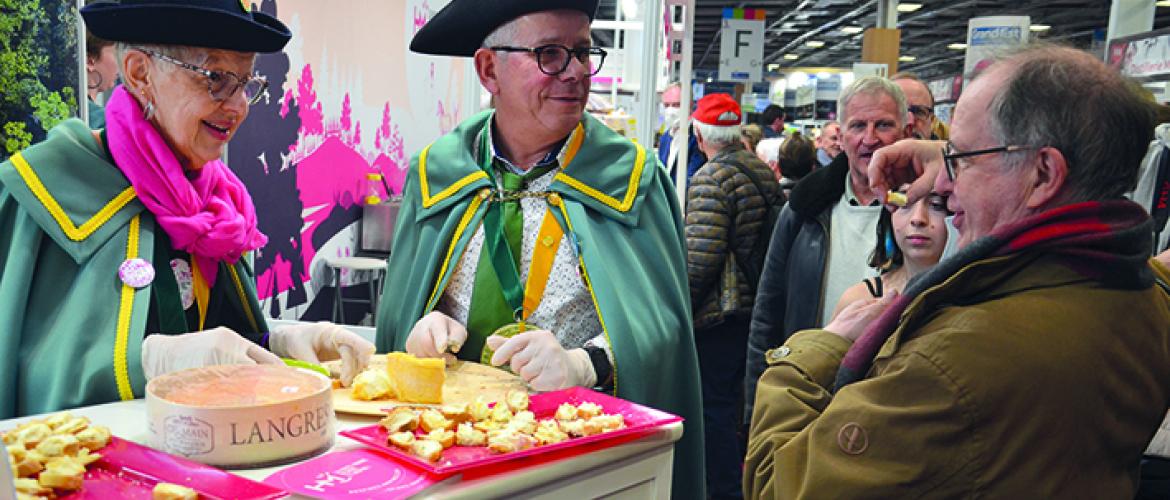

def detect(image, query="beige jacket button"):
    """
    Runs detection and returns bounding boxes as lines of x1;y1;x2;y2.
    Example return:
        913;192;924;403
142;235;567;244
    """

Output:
766;346;791;364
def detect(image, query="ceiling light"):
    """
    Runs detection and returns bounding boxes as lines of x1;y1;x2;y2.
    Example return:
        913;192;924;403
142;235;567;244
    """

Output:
948;43;967;50
896;3;923;12
841;26;864;34
1158;0;1170;7
783;54;800;60
767;63;780;71
1029;24;1050;32
805;40;825;48
898;55;916;62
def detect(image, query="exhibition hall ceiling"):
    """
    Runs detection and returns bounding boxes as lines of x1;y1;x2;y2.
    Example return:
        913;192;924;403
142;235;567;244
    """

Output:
595;0;1170;79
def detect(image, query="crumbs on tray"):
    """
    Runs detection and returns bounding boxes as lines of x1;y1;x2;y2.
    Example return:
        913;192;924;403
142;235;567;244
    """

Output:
378;391;626;462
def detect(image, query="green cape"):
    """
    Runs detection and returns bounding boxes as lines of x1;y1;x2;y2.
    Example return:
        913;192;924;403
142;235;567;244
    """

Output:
376;110;706;498
0;119;267;418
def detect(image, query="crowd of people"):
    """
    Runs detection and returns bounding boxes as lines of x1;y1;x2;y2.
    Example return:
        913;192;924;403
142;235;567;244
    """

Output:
3;0;1170;499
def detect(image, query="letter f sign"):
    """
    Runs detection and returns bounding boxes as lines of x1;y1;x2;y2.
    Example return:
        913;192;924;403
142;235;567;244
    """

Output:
735;30;750;57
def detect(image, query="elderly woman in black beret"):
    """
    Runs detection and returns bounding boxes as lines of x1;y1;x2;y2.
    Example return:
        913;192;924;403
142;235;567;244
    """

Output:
0;0;373;418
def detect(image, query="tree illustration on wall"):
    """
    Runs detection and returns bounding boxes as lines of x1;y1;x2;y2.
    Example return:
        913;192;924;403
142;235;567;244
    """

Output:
0;0;80;157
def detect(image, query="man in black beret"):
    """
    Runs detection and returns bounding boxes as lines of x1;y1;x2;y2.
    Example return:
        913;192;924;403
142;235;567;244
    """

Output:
376;2;705;497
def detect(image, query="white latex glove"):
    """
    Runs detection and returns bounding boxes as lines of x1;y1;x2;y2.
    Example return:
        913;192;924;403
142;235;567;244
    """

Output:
269;321;375;387
406;311;468;361
141;327;282;381
487;330;595;392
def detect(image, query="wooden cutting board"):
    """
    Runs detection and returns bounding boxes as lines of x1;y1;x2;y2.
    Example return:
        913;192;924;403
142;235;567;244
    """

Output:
327;358;528;416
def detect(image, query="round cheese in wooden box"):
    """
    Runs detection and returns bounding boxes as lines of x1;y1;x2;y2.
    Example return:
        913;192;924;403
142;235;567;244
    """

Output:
145;364;334;468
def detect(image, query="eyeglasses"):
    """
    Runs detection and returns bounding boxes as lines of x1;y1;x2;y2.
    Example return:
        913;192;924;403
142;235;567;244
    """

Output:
138;49;268;105
942;142;1036;181
908;104;934;119
489;44;607;76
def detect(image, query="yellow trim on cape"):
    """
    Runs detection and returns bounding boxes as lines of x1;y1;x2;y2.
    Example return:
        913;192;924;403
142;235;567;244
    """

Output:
521;209;565;319
113;215;140;401
11;152;138;242
553;142;645;213
191;260;210;331
425;191;488;309
228;264;260;332
553;202;617;395
418;144;489;209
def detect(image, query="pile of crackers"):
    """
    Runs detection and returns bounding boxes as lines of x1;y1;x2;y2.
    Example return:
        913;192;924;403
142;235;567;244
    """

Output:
379;390;626;462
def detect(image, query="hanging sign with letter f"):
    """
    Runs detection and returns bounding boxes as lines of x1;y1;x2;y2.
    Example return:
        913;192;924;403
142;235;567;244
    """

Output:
718;8;765;82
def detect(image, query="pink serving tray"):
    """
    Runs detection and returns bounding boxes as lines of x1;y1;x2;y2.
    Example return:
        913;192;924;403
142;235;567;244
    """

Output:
340;386;682;475
59;436;287;499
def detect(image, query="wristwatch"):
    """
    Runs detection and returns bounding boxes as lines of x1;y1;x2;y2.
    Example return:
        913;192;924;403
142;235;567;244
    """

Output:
582;345;614;391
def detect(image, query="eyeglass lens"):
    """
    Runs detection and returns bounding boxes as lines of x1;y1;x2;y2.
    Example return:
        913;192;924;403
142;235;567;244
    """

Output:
535;46;604;76
208;73;266;104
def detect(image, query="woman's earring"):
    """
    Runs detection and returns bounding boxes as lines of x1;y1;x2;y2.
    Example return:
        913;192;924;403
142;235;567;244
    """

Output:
143;100;156;121
87;70;103;90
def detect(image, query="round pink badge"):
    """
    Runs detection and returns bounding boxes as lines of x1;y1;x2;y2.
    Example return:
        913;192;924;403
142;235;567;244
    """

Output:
118;258;155;289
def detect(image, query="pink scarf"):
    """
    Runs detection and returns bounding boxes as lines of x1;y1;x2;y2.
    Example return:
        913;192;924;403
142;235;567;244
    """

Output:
105;85;267;287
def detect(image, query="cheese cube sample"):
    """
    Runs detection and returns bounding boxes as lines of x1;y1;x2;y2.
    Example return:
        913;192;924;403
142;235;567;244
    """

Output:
385;352;446;404
351;369;393;400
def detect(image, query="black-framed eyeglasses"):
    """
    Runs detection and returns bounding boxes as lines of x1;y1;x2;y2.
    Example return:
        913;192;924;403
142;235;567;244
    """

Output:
489;44;607;76
908;104;934;119
138;49;268;105
942;142;1036;181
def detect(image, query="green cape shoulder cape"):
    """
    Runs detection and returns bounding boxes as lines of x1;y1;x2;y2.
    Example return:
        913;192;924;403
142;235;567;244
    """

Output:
376;110;706;497
0;119;266;418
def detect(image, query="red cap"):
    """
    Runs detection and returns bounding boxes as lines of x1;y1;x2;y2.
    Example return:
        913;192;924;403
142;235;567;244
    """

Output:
692;93;742;126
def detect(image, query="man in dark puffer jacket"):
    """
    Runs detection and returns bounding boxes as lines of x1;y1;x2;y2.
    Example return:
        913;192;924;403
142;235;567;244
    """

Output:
685;93;784;500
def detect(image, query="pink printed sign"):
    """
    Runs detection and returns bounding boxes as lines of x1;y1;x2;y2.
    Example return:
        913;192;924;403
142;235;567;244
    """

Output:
263;449;454;499
61;437;286;500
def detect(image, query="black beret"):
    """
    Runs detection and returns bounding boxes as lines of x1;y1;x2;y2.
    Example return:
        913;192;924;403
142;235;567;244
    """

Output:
81;0;292;53
411;0;600;57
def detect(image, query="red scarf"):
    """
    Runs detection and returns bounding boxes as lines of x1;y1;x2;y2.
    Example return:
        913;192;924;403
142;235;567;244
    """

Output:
834;200;1154;390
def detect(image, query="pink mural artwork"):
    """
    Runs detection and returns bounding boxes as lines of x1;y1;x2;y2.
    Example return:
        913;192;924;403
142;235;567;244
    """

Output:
296;65;324;136
251;63;408;301
412;1;432;35
436;100;459;137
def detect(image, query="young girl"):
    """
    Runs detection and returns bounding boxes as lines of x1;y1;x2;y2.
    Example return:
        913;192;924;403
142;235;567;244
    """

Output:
831;190;950;317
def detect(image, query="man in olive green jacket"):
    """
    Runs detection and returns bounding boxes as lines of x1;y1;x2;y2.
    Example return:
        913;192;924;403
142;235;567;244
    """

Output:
746;46;1170;498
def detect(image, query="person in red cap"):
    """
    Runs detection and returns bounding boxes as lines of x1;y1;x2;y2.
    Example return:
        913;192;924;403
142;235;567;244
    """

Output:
685;92;784;500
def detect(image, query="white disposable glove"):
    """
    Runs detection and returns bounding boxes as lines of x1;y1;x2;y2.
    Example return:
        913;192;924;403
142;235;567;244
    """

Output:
487;330;596;392
269;321;375;387
406;311;468;361
141;327;282;381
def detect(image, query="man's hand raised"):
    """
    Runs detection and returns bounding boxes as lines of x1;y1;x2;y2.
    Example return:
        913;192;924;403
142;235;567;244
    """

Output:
868;139;946;207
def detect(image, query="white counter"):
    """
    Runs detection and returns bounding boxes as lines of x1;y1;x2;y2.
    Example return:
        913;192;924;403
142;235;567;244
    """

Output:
3;400;681;499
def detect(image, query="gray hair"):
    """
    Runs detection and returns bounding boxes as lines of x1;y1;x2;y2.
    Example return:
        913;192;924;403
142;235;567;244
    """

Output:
837;76;907;127
482;18;521;53
984;44;1155;202
756;137;784;163
114;43;206;75
694;121;742;148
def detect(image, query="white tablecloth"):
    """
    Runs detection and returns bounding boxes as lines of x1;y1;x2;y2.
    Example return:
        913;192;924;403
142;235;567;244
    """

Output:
3;400;681;499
